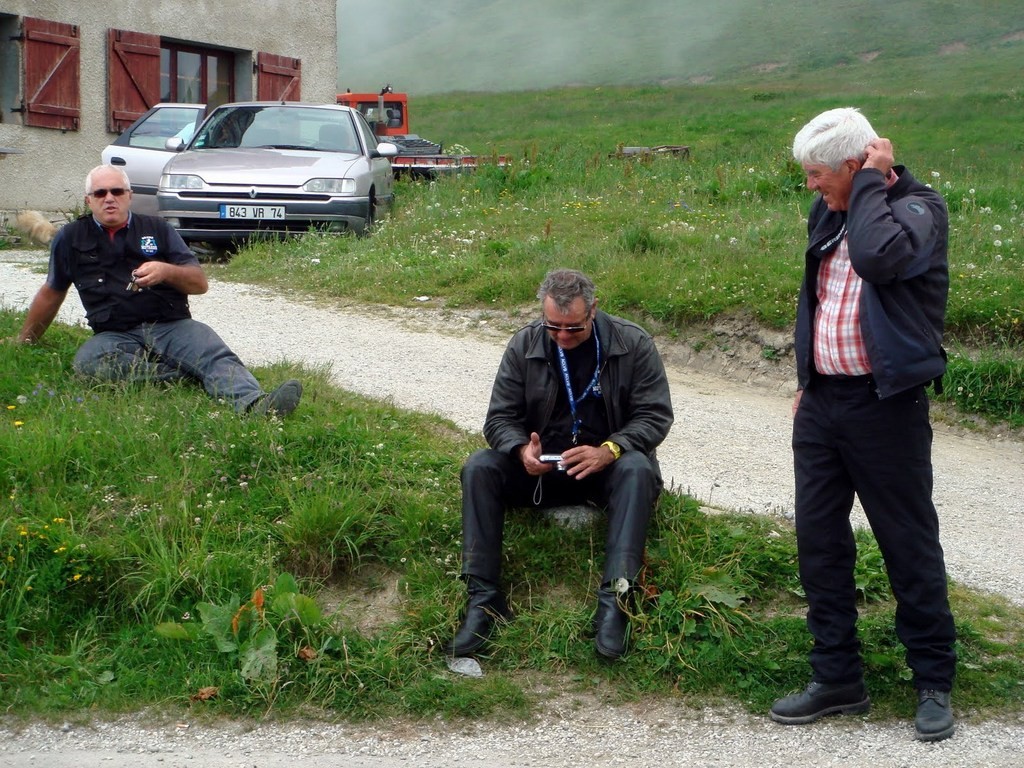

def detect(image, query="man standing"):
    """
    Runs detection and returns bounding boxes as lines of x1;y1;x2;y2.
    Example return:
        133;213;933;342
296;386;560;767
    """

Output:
445;269;673;660
13;164;301;416
770;108;956;741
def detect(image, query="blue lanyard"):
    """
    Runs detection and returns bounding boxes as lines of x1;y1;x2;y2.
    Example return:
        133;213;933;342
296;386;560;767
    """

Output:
555;326;602;445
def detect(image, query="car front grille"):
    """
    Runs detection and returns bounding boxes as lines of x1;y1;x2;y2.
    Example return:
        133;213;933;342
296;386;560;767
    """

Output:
178;218;351;233
175;191;332;202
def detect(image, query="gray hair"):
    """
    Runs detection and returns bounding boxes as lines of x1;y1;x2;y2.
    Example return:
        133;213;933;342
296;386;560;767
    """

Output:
84;164;132;194
537;269;596;313
792;107;878;171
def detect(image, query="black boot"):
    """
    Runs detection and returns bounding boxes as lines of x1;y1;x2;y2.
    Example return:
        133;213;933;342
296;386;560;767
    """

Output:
593;580;636;660
443;577;511;657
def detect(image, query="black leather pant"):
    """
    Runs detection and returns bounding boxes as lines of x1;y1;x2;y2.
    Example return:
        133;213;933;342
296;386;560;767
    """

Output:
459;448;662;585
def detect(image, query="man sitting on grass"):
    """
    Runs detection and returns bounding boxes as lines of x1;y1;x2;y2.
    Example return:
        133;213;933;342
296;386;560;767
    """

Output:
10;164;301;417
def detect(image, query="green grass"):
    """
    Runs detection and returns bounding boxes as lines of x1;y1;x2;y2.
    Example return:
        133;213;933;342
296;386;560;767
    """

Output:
226;70;1024;426
3;23;1024;720
2;310;1023;722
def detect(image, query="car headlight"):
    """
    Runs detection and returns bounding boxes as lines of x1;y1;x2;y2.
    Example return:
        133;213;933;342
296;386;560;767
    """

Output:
303;178;356;195
160;174;205;191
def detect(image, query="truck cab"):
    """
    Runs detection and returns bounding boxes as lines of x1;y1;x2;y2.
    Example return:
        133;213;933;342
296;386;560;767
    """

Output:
337;87;442;155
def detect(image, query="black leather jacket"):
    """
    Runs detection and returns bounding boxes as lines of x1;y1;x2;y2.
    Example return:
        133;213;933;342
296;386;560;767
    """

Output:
483;310;674;469
795;166;949;398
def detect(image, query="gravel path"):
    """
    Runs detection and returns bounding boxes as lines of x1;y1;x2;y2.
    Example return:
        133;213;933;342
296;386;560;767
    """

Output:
1;251;1022;767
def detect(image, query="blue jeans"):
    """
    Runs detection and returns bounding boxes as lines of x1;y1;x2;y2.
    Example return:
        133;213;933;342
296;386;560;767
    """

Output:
73;319;263;412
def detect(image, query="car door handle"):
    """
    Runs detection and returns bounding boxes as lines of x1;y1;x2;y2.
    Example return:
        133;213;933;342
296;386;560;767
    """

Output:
109;157;126;166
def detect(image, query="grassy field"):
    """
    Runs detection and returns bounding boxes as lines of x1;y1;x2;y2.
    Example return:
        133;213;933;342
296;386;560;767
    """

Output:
231;50;1024;427
2;313;1022;722
2;27;1023;722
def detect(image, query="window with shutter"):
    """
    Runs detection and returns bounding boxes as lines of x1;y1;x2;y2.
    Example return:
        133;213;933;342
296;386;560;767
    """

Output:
23;16;80;131
107;28;161;133
256;53;301;101
160;43;235;107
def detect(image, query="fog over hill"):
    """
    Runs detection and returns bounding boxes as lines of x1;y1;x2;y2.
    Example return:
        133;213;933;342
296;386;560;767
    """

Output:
335;0;1024;94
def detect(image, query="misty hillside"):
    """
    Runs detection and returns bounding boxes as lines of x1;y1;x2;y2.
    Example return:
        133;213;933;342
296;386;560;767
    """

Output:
336;0;1024;94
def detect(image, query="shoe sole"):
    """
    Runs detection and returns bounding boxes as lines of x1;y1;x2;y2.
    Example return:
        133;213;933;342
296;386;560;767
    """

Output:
594;640;625;660
915;724;955;742
443;611;512;657
444;637;488;657
770;698;871;725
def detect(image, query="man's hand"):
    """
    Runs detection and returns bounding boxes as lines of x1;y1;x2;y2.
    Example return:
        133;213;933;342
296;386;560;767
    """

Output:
12;284;67;345
519;432;555;476
129;261;170;289
132;261;209;295
862;138;894;178
560;443;616;480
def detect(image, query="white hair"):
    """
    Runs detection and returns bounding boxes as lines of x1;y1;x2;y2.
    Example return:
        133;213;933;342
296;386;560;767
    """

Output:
792;107;878;170
84;164;132;194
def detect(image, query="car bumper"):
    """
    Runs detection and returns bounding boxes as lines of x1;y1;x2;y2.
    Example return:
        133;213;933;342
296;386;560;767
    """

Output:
158;193;374;241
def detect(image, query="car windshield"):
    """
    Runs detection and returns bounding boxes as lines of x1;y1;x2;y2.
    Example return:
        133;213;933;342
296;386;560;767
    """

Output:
190;106;361;153
128;107;201;148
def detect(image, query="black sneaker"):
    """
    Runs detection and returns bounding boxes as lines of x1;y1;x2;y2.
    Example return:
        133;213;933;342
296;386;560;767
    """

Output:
251;379;302;417
915;689;955;742
770;680;871;724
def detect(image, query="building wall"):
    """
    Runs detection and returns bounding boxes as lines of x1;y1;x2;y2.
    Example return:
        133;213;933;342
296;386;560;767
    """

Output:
0;0;338;213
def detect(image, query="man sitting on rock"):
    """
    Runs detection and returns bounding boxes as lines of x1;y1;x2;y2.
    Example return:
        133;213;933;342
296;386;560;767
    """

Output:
445;268;674;660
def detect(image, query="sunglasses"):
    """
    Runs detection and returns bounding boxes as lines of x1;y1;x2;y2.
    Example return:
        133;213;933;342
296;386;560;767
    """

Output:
89;188;129;199
541;320;590;334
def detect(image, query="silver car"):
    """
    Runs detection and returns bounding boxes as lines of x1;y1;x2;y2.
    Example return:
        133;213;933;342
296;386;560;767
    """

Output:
101;103;207;216
157;102;398;244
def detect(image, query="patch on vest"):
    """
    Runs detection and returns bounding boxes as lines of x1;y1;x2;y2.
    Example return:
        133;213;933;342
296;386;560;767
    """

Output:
140;235;158;255
906;202;926;216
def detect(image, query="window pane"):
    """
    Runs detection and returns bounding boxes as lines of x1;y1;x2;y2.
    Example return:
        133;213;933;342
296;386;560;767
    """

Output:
207;54;231;107
128;107;203;148
176;51;202;103
160;49;172;102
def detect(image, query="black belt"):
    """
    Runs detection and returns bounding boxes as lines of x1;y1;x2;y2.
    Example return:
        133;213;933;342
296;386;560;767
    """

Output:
816;373;875;387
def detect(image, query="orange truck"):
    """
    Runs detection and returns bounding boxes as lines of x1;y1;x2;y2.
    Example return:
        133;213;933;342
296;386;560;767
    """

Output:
337;85;507;177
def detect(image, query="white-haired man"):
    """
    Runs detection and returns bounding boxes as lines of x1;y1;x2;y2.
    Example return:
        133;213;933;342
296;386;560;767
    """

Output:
769;108;956;741
13;164;301;416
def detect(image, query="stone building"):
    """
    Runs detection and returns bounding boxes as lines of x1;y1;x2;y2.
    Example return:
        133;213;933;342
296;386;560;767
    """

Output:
0;1;338;212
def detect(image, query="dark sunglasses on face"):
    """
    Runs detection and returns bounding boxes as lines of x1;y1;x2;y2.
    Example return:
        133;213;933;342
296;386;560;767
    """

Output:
541;320;589;334
89;188;129;199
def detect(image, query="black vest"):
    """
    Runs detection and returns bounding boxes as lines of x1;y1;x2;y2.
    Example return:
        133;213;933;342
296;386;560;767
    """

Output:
65;214;192;333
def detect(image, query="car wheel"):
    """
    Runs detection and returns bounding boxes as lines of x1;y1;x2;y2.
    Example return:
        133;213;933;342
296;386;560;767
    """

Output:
189;240;236;262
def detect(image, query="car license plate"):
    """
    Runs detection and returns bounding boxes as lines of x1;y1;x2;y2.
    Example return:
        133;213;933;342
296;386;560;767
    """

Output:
219;204;285;219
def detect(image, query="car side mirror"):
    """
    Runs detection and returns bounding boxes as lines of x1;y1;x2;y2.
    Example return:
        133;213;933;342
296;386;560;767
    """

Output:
165;137;186;152
373;141;399;158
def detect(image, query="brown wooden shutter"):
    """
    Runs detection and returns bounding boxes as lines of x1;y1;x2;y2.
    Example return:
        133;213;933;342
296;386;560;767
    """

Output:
107;28;161;132
23;17;80;131
256;53;301;101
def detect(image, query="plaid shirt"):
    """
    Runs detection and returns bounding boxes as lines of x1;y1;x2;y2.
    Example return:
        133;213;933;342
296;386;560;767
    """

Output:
813;235;871;375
